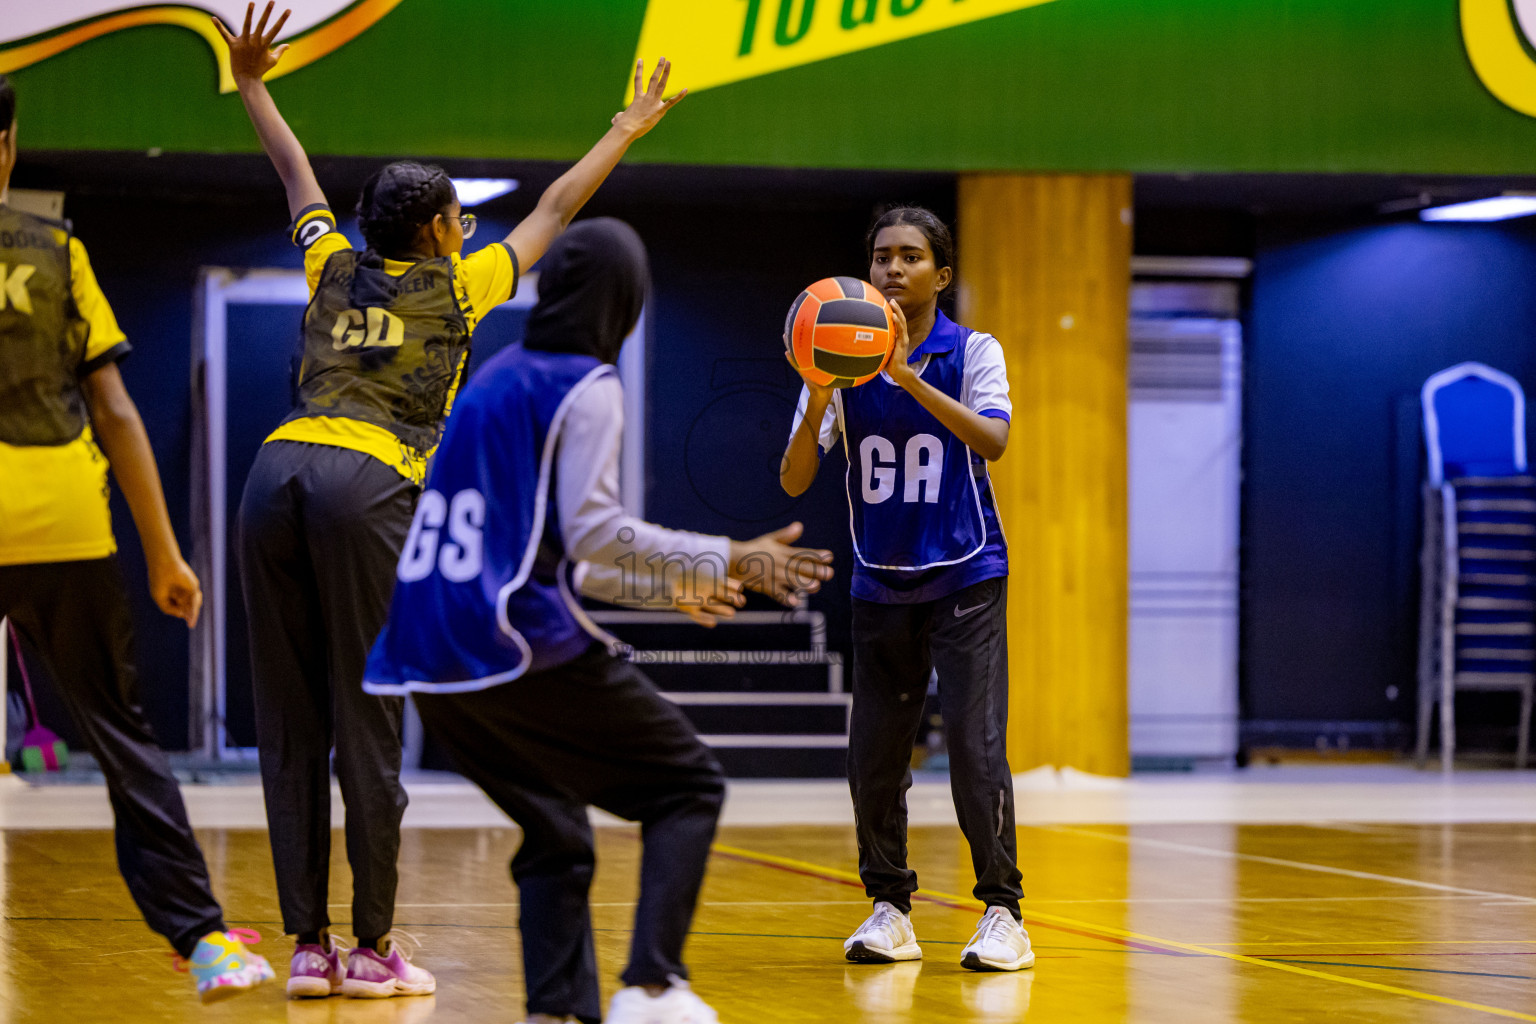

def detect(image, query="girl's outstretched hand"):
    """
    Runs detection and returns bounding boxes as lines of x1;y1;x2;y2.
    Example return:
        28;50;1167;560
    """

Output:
213;1;291;83
728;522;834;608
612;59;687;139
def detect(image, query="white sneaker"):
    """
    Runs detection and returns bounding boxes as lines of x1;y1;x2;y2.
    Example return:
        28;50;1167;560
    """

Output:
960;907;1035;971
604;979;718;1024
844;901;922;963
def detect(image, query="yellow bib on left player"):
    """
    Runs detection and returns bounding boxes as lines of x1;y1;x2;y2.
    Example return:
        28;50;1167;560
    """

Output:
0;209;129;566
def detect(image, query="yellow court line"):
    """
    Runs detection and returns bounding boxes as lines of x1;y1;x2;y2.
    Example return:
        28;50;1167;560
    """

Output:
711;843;1536;1023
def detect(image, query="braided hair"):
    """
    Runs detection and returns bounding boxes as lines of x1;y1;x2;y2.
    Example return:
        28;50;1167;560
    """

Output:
866;205;956;298
355;161;455;262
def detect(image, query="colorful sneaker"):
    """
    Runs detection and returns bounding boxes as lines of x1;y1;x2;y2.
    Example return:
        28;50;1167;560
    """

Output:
341;938;435;998
960;907;1036;971
186;928;275;1003
844;901;922;963
605;978;718;1024
287;936;346;998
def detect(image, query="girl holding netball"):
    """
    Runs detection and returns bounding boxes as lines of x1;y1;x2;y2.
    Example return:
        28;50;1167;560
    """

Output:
780;206;1032;972
216;3;683;998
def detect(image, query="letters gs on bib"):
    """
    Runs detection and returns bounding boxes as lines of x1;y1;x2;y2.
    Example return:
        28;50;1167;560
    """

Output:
861;433;944;504
399;489;486;583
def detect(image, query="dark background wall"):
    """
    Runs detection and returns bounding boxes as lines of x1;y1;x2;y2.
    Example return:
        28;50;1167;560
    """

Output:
19;153;1536;757
1243;217;1536;746
11;157;949;751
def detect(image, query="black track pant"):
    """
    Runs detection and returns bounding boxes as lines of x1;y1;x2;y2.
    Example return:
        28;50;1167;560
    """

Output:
849;575;1024;918
0;557;226;957
237;441;414;941
414;646;725;1024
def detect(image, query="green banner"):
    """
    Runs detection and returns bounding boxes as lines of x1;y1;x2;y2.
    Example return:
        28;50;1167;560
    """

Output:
9;0;1536;174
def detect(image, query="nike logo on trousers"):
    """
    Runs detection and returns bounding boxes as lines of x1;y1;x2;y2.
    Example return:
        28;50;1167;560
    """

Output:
954;601;988;618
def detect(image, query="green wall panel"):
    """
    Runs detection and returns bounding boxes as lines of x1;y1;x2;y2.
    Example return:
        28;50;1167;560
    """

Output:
8;0;1536;173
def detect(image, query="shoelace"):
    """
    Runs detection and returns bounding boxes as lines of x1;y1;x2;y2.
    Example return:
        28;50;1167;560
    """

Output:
970;911;1013;946
170;928;264;973
364;928;423;961
297;935;350;961
868;904;903;938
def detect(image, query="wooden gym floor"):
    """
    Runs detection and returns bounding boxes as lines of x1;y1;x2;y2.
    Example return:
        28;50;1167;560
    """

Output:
4;813;1536;1022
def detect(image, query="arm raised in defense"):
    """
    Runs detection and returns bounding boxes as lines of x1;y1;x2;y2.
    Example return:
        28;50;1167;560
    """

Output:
505;59;685;273
214;2;327;219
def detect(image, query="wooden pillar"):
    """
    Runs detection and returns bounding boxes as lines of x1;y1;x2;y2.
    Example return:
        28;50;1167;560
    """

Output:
958;174;1132;777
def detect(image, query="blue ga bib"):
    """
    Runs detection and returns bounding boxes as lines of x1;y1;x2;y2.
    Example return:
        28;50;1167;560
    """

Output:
839;319;992;572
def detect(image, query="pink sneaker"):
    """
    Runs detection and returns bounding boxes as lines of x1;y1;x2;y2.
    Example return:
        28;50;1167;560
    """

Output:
287;937;345;998
341;943;435;998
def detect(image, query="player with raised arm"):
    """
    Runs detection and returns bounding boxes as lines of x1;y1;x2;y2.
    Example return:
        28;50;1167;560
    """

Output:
215;2;686;999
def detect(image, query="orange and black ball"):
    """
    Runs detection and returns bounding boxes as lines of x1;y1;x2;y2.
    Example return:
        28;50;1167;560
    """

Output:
784;277;896;389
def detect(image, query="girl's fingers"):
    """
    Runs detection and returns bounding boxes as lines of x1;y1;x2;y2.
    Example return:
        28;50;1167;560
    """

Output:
254;1;271;39
662;88;687;109
648;58;665;94
212;16;235;43
634;60;644;103
272;42;290;61
266;7;291;45
241;1;255;38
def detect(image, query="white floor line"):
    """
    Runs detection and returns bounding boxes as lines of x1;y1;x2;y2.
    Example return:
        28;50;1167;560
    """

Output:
5;767;1536;829
1046;825;1536;905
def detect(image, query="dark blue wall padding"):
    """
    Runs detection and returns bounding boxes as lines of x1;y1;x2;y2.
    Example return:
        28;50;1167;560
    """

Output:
1245;219;1536;725
44;182;951;750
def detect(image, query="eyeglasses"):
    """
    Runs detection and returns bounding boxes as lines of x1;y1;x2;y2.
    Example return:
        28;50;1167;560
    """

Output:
457;213;478;239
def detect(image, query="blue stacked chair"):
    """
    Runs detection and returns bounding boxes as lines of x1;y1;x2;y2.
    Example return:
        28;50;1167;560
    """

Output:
1416;362;1535;769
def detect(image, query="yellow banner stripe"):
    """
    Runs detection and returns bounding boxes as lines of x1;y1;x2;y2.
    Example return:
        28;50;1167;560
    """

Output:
277;0;406;90
631;0;1061;100
711;841;1536;1022
1463;0;1536;118
0;0;403;93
